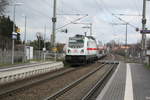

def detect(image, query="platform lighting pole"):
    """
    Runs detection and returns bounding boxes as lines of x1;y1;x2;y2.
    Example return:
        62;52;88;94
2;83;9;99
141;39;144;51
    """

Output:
141;0;147;62
52;0;57;61
44;25;46;61
125;23;128;48
24;15;27;62
12;5;16;64
125;23;128;60
12;3;23;64
44;25;46;50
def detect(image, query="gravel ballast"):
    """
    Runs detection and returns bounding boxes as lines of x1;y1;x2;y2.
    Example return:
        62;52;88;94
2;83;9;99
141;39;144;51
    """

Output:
1;63;102;100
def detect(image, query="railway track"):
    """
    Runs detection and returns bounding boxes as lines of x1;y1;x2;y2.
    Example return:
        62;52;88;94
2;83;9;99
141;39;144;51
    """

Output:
0;55;119;100
0;62;104;100
82;63;117;100
0;67;77;97
44;62;118;100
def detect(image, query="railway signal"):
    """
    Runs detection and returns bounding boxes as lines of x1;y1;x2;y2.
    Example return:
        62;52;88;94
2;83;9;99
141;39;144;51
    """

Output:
61;29;68;33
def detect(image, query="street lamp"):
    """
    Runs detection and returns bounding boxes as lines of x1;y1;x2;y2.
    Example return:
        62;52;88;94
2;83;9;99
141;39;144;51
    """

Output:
22;15;27;62
11;2;23;64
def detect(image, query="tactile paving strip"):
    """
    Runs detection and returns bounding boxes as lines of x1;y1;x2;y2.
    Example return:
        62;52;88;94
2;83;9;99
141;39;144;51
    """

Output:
97;62;126;100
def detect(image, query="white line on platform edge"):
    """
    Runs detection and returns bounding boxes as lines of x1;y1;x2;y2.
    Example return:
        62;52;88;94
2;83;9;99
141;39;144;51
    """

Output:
96;62;120;100
124;63;134;100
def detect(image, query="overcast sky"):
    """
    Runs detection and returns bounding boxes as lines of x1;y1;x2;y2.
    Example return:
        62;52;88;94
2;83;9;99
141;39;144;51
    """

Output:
6;0;150;44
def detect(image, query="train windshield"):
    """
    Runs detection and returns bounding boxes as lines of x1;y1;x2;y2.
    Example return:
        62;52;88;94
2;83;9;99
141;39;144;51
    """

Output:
69;38;84;48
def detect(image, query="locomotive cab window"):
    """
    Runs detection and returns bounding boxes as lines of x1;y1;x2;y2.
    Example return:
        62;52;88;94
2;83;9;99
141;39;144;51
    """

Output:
69;38;84;48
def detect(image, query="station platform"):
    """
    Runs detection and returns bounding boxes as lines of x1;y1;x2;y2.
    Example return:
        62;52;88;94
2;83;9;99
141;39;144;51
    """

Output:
0;61;53;70
97;62;150;100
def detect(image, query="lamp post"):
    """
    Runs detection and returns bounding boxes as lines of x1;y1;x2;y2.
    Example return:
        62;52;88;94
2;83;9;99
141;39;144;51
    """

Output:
11;2;23;64
23;15;27;62
51;0;57;61
43;25;46;61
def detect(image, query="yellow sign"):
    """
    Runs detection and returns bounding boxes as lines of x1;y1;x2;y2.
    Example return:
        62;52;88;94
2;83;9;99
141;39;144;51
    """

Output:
16;28;21;33
52;48;57;52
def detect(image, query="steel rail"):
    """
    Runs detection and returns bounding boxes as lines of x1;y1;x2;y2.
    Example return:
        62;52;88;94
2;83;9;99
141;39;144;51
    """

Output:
44;63;107;100
81;63;118;100
0;68;77;96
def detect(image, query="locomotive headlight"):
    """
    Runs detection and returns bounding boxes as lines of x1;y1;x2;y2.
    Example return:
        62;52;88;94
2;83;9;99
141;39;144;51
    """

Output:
68;49;71;53
81;49;84;53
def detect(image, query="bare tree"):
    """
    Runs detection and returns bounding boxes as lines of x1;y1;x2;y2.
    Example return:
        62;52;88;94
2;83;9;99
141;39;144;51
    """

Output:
36;32;44;41
0;0;9;15
36;32;44;50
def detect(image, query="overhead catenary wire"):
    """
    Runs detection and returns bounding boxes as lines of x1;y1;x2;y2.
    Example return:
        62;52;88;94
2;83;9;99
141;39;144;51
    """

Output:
60;0;85;14
95;0;142;44
94;0;116;25
25;1;51;18
131;0;142;17
94;0;121;39
56;14;88;31
100;0;141;28
96;0;139;29
11;0;52;40
126;0;141;26
58;0;89;28
112;13;138;29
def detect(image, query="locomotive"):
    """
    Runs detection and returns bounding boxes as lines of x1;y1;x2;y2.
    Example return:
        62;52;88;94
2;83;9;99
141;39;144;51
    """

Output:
65;34;104;65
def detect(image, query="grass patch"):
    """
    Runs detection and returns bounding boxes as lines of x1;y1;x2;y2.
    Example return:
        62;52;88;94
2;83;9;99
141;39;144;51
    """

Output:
0;58;68;68
145;64;150;69
0;63;12;67
0;61;30;68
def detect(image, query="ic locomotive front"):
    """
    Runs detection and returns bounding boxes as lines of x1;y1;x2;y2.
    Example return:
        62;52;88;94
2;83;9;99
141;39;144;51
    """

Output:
65;34;98;65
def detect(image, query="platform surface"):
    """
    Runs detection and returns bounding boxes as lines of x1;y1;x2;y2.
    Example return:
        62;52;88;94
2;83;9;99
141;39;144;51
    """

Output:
97;62;150;100
0;61;53;71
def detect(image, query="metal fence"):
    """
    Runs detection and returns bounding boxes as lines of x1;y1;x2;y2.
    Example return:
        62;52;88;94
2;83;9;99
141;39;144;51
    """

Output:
0;49;65;64
33;51;65;61
0;50;24;64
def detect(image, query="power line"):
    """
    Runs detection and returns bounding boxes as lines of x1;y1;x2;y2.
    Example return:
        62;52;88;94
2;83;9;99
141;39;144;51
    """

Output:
59;0;84;15
94;0;120;37
112;13;138;29
100;0;142;27
56;14;88;31
95;0;139;29
24;1;51;18
94;0;115;24
127;0;141;25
